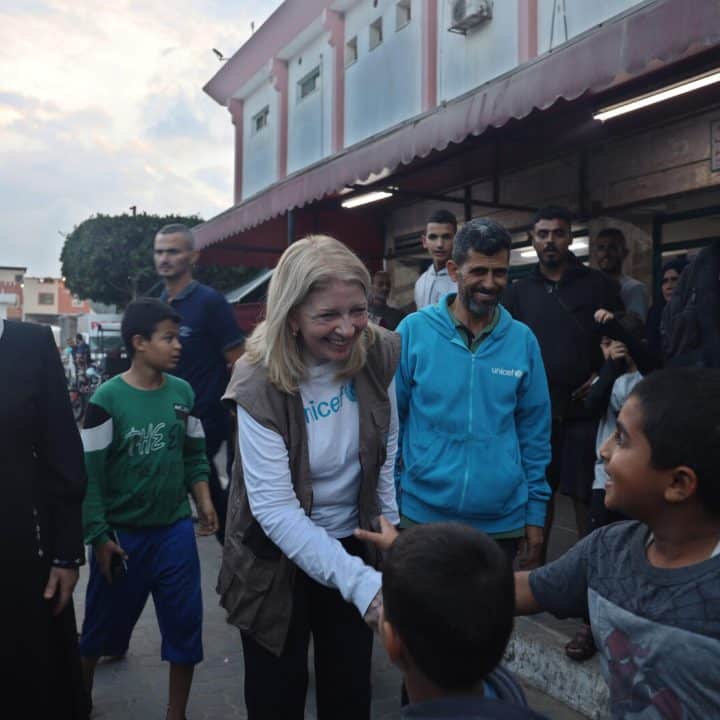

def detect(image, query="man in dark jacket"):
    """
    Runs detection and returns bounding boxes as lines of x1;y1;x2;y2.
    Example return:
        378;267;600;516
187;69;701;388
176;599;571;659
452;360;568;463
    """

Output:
662;240;720;368
503;206;623;567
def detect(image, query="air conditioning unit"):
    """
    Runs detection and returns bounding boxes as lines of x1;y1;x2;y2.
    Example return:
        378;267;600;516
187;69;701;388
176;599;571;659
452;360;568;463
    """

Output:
448;0;493;34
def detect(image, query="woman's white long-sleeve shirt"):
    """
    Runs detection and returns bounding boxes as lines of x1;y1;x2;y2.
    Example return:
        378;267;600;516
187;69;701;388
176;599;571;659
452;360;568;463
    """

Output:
236;364;399;616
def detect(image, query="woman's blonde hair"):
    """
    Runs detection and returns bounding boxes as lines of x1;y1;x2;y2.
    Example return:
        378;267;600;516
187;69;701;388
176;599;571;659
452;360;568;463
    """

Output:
244;235;377;393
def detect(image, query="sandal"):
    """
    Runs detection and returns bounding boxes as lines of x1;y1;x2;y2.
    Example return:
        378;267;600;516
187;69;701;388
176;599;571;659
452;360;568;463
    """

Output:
565;623;597;661
165;710;188;720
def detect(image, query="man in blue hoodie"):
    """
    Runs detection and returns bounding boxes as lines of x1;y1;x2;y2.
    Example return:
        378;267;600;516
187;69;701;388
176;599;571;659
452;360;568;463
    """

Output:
395;218;551;567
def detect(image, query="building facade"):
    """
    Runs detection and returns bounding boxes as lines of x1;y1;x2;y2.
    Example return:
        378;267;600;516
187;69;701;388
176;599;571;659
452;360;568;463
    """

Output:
0;266;25;321
22;277;91;326
197;0;720;311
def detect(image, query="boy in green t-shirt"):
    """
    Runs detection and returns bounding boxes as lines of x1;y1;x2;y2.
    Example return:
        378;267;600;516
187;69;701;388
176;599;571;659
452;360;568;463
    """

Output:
79;298;218;720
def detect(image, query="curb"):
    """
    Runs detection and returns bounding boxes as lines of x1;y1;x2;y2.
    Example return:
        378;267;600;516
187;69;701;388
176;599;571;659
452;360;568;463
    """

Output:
504;617;611;719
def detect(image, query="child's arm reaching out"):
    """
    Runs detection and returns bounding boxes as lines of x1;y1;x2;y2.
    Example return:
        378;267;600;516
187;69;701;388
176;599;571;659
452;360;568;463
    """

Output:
514;572;542;614
355;518;592;621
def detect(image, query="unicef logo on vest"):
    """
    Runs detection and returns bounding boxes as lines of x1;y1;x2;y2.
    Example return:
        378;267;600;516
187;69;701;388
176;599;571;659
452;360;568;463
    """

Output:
491;367;524;379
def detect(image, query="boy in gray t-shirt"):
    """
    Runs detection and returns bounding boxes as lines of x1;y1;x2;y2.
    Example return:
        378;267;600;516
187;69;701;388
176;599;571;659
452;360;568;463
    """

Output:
515;368;720;719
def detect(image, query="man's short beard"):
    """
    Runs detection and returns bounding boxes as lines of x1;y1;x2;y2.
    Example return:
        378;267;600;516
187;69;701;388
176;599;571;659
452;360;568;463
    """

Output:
460;289;495;319
541;255;562;269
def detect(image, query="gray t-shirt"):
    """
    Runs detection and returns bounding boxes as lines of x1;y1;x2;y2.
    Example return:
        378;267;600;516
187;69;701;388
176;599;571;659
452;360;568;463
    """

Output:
530;521;720;719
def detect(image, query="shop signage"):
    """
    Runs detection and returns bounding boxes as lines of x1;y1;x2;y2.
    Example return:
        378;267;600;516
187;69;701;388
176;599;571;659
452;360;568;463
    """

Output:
712;119;720;172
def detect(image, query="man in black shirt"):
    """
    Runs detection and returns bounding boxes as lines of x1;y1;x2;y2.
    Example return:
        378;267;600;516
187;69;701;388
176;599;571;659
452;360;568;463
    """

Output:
154;223;245;544
504;206;623;566
367;270;405;330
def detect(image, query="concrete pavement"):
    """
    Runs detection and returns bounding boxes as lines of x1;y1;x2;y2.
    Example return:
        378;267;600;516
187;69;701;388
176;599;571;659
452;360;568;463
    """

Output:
75;530;588;719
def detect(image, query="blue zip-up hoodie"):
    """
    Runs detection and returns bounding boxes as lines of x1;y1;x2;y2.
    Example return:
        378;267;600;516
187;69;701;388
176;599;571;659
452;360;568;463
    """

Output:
395;297;551;534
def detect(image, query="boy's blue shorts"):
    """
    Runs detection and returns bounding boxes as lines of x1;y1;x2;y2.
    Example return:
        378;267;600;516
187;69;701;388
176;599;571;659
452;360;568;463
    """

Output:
80;517;203;665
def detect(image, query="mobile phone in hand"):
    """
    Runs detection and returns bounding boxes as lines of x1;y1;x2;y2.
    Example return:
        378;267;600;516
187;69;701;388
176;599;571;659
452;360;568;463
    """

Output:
109;530;128;579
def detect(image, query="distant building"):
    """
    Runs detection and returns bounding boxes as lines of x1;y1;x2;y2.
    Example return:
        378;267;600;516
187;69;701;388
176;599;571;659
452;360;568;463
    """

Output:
22;277;91;325
0;266;26;320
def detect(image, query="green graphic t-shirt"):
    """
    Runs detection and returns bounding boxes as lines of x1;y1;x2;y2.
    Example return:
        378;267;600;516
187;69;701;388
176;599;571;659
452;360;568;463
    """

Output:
81;374;209;547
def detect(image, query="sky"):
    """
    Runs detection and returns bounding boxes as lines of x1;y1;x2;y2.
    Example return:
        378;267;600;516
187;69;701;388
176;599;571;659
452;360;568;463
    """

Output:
0;0;283;277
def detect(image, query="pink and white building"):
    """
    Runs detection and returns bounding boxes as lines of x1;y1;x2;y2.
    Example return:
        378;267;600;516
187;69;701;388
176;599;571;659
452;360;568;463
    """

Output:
197;0;720;310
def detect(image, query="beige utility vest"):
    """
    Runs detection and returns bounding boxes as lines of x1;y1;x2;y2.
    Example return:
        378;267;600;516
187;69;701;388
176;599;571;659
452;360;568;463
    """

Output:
218;327;400;655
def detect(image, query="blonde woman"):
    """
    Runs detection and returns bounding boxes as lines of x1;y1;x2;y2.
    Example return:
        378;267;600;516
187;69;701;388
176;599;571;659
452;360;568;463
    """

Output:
219;236;400;720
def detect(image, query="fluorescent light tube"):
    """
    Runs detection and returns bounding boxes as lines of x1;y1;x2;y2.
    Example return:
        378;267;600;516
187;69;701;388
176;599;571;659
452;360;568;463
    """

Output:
594;69;720;122
341;191;393;208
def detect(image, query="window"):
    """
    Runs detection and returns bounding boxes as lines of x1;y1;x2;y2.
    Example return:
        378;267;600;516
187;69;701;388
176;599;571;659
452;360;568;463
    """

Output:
71;295;84;308
396;0;411;30
298;66;320;100
369;17;383;50
252;106;269;134
345;36;358;67
38;292;54;306
14;273;23;283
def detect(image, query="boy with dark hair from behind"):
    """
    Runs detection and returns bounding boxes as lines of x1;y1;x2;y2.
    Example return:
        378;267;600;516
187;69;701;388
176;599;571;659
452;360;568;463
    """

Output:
516;368;720;718
79;298;218;720
381;523;548;719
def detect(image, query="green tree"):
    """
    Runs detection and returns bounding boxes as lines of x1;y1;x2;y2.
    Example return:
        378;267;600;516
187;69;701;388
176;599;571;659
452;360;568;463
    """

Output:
60;213;255;308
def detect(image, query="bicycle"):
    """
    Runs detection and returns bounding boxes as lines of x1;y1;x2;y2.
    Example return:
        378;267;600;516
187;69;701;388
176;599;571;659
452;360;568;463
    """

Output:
68;363;101;423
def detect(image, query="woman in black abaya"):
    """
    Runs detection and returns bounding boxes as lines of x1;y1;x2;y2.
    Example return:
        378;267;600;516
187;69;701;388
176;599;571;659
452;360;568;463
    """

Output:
0;319;89;717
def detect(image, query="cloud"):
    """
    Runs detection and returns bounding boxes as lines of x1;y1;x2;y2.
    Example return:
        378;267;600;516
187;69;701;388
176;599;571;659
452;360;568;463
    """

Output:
0;0;282;276
0;91;51;109
0;132;229;276
2;2;57;16
194;165;231;193
145;93;207;140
